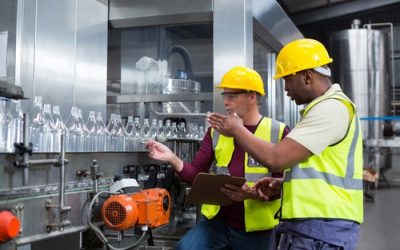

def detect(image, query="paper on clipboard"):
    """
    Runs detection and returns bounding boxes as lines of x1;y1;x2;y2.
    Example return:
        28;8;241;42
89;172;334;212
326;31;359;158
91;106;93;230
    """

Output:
186;173;246;206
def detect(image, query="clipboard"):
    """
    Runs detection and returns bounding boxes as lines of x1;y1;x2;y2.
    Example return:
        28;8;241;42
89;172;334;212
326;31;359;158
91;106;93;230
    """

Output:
186;173;246;206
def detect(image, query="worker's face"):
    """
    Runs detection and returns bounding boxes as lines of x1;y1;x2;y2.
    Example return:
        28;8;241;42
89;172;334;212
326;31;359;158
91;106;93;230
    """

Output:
283;71;310;105
221;88;251;117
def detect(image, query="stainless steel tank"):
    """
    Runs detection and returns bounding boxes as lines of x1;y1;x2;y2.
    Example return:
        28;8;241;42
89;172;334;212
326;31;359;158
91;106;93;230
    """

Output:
330;20;390;140
161;78;200;113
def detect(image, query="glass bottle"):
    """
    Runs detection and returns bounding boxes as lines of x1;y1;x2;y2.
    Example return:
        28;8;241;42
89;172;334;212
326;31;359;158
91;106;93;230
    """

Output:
29;96;44;152
95;112;107;152
198;125;205;140
41;104;54;152
171;122;178;139
85;111;97;152
115;114;126;151
157;120;165;141
192;123;200;140
178;121;186;139
75;109;87;152
106;113;117;151
51;105;66;153
5;100;23;152
186;122;193;139
133;116;141;137
125;116;134;135
141;118;150;140
65;107;79;152
0;98;6;152
125;116;134;151
132;116;142;151
150;118;158;139
164;119;172;139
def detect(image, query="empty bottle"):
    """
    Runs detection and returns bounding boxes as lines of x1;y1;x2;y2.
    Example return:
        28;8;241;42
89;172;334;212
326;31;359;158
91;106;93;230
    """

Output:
157;120;165;141
51;105;66;153
125;116;135;151
198;125;205;140
65;107;77;152
75;109;87;152
41;104;54;152
132;116;142;151
5;100;23;152
85;111;97;152
115;114;126;151
141;118;150;140
178;121;186;139
95;112;107;152
164;119;172;139
133;116;141;137
0;99;6;152
171;122;178;139
106;113;117;151
65;107;85;152
150;118;158;139
29;96;44;152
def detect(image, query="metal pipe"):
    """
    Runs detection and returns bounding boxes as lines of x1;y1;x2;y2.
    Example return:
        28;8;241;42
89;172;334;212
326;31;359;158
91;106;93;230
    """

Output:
91;160;99;194
27;159;60;165
153;110;207;117
23;113;29;185
59;133;66;210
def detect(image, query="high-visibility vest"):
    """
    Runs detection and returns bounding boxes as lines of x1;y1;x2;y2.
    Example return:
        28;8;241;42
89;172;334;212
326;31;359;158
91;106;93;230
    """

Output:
201;117;286;232
282;90;364;223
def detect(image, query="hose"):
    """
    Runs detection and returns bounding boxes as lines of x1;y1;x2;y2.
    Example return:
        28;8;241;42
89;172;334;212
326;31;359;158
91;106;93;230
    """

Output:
85;191;148;250
165;45;193;76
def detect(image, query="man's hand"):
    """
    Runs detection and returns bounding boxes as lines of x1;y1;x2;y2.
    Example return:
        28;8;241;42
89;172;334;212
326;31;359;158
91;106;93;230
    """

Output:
254;177;283;201
207;112;243;137
145;139;184;172
220;183;261;202
145;139;175;162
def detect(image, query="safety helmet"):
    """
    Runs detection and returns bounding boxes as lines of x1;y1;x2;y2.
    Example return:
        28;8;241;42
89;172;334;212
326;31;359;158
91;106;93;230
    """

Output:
217;66;265;96
273;38;333;80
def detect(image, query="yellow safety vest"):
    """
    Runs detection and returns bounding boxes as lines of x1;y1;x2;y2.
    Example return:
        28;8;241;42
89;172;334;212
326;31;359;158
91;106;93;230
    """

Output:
201;117;286;232
282;91;364;223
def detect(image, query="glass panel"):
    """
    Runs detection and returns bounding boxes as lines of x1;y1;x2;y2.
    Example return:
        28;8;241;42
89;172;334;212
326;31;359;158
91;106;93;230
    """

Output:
107;23;213;129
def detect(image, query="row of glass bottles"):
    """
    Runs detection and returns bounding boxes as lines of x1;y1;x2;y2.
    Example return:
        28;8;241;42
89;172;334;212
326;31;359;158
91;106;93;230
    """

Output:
0;98;24;153
0;96;206;153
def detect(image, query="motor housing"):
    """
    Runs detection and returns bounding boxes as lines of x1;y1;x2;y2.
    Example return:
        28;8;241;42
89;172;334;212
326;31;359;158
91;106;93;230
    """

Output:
102;188;170;231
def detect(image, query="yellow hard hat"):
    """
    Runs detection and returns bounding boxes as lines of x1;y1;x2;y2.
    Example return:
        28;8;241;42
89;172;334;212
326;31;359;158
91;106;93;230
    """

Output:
273;38;333;80
217;66;265;96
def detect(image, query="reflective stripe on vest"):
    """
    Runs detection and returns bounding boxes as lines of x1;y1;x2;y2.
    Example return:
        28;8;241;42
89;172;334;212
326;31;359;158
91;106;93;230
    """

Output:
202;117;286;232
284;116;363;190
282;91;363;223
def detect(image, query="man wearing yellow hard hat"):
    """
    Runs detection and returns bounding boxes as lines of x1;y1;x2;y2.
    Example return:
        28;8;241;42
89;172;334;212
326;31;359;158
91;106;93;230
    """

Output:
146;66;289;249
208;38;363;250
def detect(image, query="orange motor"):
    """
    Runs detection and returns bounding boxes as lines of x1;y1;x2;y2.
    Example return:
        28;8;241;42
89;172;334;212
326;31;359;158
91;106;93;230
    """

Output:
0;211;20;242
102;188;171;231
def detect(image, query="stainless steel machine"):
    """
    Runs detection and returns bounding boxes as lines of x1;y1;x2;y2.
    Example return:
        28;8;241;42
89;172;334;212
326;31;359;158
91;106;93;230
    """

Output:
0;0;302;249
330;19;395;187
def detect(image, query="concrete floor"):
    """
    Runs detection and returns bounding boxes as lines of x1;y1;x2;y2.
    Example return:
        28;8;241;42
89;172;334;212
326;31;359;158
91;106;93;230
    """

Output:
357;186;400;250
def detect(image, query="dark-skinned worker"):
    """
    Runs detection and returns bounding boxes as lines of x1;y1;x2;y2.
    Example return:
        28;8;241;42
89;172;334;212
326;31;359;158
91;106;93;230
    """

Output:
146;66;290;250
207;39;363;250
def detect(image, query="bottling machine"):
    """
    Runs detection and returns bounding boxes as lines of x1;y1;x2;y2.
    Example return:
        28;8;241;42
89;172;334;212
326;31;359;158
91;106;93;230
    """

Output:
0;0;302;249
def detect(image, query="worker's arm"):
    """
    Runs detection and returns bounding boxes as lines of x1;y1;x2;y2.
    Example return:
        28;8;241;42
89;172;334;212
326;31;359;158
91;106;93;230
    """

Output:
207;112;312;172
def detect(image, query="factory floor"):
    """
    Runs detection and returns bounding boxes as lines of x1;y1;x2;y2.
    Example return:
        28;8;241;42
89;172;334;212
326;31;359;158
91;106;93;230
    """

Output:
357;184;400;250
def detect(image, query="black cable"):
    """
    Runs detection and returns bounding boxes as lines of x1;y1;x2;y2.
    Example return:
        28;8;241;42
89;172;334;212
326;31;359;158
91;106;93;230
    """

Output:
147;228;155;246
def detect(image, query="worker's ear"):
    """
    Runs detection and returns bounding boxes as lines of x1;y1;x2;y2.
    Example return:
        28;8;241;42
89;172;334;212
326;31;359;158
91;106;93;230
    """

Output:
303;70;313;85
249;91;258;102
